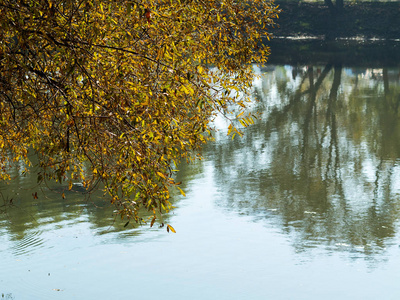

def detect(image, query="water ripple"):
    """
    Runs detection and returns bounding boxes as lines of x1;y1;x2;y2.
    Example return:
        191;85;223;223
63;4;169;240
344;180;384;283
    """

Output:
9;230;47;256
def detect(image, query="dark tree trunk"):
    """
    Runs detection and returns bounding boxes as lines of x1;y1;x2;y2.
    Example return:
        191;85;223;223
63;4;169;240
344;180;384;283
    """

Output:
324;0;343;14
324;0;336;12
336;0;344;12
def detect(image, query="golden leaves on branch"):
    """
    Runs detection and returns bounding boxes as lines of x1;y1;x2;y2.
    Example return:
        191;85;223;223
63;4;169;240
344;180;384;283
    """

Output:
0;0;279;231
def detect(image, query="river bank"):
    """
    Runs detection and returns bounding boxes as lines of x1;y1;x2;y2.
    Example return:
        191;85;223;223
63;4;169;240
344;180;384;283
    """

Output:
266;39;400;67
271;1;400;40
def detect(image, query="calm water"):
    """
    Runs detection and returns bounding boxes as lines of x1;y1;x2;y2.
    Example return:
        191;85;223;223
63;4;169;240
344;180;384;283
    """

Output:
2;43;400;299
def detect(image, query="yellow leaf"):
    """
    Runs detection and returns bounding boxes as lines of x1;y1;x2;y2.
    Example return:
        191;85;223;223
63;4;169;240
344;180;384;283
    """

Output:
177;186;186;197
157;172;166;179
167;224;176;233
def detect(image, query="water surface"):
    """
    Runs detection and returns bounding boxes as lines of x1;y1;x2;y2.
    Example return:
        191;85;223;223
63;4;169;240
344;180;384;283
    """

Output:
2;42;400;299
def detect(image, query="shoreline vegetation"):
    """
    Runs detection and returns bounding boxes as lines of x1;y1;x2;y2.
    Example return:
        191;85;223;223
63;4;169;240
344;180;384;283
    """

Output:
271;1;400;40
266;39;400;67
266;1;400;67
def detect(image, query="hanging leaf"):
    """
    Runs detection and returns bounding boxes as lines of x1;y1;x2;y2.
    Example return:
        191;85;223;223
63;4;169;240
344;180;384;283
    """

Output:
150;217;156;228
157;172;166;179
177;187;186;197
167;224;176;233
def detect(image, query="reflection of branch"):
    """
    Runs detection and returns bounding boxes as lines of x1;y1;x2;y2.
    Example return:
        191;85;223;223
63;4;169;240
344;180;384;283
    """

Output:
314;64;332;91
383;68;389;98
382;68;400;113
210;62;400;252
301;68;315;157
329;65;342;100
272;69;309;114
269;65;333;129
301;65;332;160
325;65;342;183
373;159;384;203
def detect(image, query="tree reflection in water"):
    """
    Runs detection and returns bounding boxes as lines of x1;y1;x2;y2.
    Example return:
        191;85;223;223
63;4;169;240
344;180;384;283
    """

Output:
1;62;400;260
207;64;400;255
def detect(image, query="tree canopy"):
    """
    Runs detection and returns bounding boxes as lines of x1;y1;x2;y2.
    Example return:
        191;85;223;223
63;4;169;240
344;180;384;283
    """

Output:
0;0;279;229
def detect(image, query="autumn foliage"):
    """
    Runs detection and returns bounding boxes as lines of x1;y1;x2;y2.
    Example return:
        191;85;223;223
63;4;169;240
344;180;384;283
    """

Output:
0;0;279;227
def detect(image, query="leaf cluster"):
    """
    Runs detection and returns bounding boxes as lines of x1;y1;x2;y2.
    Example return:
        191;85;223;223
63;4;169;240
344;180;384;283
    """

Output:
0;0;279;228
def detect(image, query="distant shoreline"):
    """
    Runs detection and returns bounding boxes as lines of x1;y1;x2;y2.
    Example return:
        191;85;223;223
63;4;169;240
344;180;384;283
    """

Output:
271;2;400;40
265;39;400;67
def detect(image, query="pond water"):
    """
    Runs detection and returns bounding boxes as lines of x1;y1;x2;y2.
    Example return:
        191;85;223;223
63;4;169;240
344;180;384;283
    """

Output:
2;41;400;299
